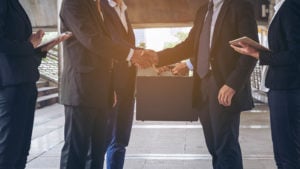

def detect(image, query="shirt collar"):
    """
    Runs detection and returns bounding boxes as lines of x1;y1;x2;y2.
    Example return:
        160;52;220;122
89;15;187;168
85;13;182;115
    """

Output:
211;0;224;8
274;0;285;12
108;0;127;11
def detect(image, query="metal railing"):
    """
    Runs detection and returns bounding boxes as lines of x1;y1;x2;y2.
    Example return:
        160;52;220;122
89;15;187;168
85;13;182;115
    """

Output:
251;63;263;90
250;26;268;92
39;46;59;84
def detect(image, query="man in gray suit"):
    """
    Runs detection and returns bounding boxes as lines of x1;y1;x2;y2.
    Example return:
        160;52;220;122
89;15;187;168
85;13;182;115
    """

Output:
59;0;152;168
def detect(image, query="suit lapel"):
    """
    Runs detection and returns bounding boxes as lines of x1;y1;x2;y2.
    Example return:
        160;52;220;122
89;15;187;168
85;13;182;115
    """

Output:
89;0;110;35
211;0;232;50
104;0;134;44
125;12;135;42
108;3;130;36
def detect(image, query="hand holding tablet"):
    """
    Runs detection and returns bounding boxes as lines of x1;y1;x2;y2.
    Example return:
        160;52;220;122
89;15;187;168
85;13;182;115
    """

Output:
38;32;72;52
230;36;270;59
229;36;270;51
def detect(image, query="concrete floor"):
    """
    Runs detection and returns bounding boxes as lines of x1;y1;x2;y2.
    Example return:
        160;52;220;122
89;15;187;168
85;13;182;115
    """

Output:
26;103;276;169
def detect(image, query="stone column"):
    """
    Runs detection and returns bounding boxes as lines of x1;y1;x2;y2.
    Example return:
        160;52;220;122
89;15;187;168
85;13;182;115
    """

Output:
57;0;63;98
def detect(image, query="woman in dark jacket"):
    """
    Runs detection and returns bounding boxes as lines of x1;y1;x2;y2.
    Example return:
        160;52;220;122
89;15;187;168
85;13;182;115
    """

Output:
231;0;300;168
0;0;69;168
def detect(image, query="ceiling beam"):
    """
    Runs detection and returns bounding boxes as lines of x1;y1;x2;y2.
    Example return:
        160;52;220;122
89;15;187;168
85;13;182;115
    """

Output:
20;0;207;29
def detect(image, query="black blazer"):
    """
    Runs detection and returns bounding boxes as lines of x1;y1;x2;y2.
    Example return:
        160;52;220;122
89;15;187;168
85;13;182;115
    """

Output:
60;0;132;108
158;0;258;111
0;0;45;87
259;0;300;90
101;0;137;97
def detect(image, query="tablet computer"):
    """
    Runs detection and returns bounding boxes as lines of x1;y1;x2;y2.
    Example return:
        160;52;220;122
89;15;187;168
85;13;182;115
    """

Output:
229;36;270;51
37;31;72;48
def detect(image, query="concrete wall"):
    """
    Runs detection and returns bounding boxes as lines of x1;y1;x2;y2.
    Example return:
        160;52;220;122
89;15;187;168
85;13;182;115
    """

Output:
20;0;57;28
126;0;207;28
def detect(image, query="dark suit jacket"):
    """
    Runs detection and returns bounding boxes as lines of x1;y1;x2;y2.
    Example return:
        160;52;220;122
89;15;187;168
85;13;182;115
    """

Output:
158;0;258;111
60;0;132;108
259;0;300;90
0;0;45;87
101;0;137;98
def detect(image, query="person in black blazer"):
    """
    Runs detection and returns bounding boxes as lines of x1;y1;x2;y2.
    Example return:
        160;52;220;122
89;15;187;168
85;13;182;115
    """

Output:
0;0;67;169
146;0;258;168
100;0;136;169
231;0;300;168
59;0;151;168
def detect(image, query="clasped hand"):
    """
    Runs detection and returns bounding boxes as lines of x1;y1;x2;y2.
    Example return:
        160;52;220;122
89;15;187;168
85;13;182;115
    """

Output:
131;49;158;69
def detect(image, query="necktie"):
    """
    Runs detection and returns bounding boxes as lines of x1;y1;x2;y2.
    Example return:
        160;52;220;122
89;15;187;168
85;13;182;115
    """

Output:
196;1;214;78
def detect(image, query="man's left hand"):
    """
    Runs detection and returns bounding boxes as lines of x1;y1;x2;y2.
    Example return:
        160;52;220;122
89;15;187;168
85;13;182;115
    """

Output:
218;85;236;107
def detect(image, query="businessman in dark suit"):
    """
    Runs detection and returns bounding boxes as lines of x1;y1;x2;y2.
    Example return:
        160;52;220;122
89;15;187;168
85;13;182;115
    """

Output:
232;0;300;168
59;0;152;168
100;0;136;169
147;0;258;168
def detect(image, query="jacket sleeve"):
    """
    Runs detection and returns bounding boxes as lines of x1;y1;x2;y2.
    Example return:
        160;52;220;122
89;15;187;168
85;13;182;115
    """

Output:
0;0;38;57
259;3;300;66
60;0;130;62
157;8;204;67
225;1;258;92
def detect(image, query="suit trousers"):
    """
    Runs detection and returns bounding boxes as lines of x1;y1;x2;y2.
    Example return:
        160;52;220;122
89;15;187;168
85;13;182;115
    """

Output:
268;89;300;169
60;106;108;169
105;91;135;169
197;73;243;169
0;83;37;169
106;63;136;169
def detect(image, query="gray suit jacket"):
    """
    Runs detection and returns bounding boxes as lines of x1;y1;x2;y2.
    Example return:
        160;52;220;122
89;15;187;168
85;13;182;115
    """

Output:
60;0;132;108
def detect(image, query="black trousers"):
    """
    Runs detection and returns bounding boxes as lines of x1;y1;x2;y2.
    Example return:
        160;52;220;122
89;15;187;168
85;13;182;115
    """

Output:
268;89;300;169
60;106;108;169
0;83;37;169
197;74;243;169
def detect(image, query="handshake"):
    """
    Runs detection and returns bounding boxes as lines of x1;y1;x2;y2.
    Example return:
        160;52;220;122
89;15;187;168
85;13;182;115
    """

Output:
130;49;159;69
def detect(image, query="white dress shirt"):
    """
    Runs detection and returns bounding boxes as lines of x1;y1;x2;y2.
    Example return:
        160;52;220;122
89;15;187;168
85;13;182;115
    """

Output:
186;0;224;70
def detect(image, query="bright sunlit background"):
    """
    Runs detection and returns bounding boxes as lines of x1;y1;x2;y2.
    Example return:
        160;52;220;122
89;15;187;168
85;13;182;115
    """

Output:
134;27;191;50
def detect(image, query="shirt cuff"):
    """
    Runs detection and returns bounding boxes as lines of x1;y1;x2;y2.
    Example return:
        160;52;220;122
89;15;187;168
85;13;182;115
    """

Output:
127;48;134;62
186;59;194;70
126;49;134;67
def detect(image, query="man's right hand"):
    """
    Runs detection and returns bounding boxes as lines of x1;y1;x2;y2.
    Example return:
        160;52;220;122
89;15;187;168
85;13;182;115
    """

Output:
131;49;159;69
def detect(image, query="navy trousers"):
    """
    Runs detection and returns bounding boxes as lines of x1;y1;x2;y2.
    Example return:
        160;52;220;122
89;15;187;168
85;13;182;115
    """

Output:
105;92;135;169
0;83;37;169
268;89;300;169
60;106;108;169
197;74;243;169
